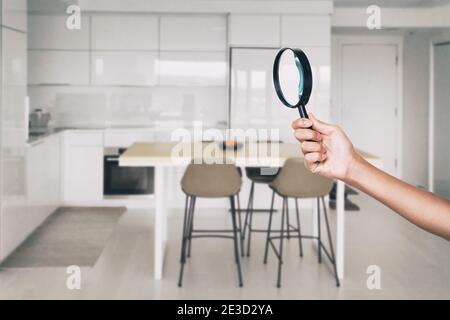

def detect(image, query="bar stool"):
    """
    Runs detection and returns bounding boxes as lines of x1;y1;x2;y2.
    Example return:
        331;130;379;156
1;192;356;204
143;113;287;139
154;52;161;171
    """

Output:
242;167;280;257
178;162;244;287
263;158;340;288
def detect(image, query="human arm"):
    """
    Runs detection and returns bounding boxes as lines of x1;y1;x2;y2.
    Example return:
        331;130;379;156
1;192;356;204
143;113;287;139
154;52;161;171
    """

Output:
292;113;450;241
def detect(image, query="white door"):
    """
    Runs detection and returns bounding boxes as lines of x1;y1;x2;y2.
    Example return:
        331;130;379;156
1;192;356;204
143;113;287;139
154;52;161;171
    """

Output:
433;42;450;199
340;44;399;176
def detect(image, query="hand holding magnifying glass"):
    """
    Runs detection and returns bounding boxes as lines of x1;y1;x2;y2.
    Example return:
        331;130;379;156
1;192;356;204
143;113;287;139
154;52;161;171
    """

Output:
273;47;313;121
279;50;450;243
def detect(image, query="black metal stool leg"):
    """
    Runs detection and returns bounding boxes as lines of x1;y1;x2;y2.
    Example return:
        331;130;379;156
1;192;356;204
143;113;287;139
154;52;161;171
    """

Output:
242;182;253;239
317;197;322;264
178;195;192;287
321;197;341;287
230;196;244;287
276;197;287;288
236;194;245;256
263;190;276;264
246;182;255;257
295;198;303;257
286;198;290;240
187;197;196;258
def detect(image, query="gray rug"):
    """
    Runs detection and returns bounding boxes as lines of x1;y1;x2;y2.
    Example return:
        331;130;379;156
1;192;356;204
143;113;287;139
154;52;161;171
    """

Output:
1;207;125;268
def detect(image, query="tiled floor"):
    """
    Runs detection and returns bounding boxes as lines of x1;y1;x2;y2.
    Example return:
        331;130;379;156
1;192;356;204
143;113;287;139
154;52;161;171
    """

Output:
0;193;449;299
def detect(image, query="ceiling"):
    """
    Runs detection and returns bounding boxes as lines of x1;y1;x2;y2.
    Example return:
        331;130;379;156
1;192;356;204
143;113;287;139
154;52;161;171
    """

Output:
219;0;450;7
333;0;450;7
28;0;450;13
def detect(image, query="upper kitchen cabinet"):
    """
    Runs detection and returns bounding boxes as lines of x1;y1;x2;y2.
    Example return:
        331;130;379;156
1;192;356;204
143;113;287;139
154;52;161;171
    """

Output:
2;28;27;148
91;51;158;86
228;15;280;47
159;51;227;86
281;15;331;47
2;0;27;32
28;15;90;50
91;15;159;50
160;15;226;51
28;51;90;85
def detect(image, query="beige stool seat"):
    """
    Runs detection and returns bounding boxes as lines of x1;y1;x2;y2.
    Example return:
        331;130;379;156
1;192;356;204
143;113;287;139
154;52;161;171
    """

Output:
270;158;333;198
181;163;242;198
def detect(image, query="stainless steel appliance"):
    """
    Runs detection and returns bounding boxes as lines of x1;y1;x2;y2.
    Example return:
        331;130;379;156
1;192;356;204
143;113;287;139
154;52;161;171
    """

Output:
104;148;154;196
29;109;51;135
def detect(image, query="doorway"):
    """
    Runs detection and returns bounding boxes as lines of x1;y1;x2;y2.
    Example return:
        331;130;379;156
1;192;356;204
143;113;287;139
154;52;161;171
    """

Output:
430;41;450;199
334;37;402;177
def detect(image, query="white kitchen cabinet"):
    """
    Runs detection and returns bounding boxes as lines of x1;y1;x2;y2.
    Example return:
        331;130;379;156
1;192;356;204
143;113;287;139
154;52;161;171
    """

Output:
91;15;159;50
91;51;158;86
64;131;104;203
1;28;28;260
0;132;61;261
2;28;27;148
28;15;90;50
26;134;61;235
281;15;331;47
159;51;227;86
28;51;90;85
160;15;226;51
0;1;28;262
2;0;27;32
228;15;280;47
27;135;61;211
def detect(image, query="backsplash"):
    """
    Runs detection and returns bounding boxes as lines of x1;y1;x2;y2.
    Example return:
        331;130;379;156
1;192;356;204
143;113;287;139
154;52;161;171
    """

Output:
28;85;228;130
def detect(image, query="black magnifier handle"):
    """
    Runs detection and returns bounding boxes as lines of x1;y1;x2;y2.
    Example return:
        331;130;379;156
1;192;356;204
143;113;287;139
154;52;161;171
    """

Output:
298;104;313;134
298;104;309;120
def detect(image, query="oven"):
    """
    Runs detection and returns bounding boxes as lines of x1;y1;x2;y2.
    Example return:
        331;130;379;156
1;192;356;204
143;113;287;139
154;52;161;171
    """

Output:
103;148;154;196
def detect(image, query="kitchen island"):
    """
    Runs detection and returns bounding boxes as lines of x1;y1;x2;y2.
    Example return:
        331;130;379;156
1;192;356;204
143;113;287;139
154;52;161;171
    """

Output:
120;142;383;281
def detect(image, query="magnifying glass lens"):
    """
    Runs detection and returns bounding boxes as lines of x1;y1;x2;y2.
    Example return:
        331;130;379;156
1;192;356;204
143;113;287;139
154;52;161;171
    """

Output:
273;47;313;119
278;50;302;106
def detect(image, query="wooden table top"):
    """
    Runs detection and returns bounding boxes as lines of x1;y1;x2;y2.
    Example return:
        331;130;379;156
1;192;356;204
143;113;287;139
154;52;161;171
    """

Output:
119;141;383;168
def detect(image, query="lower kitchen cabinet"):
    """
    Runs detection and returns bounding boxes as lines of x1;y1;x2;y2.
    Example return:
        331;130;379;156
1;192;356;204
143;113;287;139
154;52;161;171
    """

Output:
63;131;103;203
27;133;61;221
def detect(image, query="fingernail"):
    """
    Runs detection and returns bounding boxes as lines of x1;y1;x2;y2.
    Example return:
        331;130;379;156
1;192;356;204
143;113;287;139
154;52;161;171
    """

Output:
303;119;312;127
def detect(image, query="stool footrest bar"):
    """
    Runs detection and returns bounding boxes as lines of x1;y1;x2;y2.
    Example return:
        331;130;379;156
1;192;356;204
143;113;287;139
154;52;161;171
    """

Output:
190;234;236;240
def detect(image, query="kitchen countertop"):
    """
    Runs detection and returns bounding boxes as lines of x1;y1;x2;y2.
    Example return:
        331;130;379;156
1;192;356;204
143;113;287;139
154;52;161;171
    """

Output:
27;128;66;146
26;125;161;146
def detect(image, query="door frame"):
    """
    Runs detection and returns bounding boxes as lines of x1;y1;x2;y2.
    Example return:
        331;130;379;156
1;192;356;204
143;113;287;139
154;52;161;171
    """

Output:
332;35;404;178
428;36;450;192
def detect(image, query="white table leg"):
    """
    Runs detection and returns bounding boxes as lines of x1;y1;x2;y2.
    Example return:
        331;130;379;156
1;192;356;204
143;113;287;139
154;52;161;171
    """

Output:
162;167;171;243
312;198;318;240
336;180;345;280
154;165;167;280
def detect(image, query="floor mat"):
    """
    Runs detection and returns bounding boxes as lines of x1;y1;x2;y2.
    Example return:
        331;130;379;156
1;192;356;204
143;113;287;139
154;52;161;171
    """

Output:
1;207;125;268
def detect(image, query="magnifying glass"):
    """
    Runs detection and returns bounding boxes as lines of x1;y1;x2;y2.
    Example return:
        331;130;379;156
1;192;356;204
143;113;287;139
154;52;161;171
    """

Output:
273;48;313;120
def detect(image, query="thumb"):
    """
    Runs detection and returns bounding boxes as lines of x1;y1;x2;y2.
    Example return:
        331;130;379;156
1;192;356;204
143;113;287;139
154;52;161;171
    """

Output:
308;113;334;135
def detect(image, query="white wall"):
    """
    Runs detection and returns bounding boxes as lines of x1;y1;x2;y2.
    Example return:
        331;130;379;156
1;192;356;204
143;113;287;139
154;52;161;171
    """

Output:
402;30;432;188
402;29;450;188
